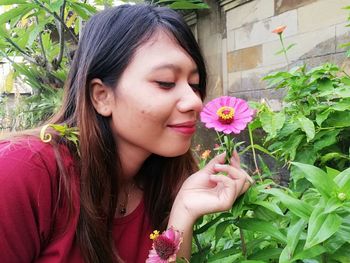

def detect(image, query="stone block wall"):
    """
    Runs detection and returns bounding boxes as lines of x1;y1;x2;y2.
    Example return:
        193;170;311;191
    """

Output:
187;0;350;107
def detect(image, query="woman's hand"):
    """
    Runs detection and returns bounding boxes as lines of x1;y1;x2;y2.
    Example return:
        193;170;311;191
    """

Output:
172;151;253;223
167;151;253;260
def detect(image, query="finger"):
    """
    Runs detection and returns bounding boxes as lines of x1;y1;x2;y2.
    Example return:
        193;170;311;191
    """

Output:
241;180;251;195
240;174;255;195
230;150;241;169
229;166;254;186
214;164;254;195
214;164;246;181
209;174;245;202
203;152;226;173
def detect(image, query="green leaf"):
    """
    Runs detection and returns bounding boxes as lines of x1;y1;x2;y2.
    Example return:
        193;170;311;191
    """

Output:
334;167;350;192
0;0;28;4
285;43;296;51
328;243;350;263
262;188;312;219
27;20;46;46
278;121;299;138
50;0;64;13
252;200;284;216
0;4;36;25
324;111;350;127
313;129;339;151
326;166;340;178
320;152;349;164
296;115;315;141
236;218;286;242
316;109;331;126
214;219;233;247
240;144;276;159
317;78;333;92
333;85;350;98
169;1;209;9
305;210;342;248
69;2;96;20
291;162;338;198
4;70;14;93
194;212;232;234
282;133;304;160
207;249;241;262
248;248;282;261
323;196;343;213
259;110;285;138
279;219;306;263
292;244;326;260
331;99;350;111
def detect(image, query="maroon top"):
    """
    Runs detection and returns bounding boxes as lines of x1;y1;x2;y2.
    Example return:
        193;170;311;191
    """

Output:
0;138;152;263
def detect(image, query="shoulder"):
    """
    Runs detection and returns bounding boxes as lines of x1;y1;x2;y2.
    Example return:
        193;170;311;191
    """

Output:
0;136;76;198
0;136;74;175
0;136;77;260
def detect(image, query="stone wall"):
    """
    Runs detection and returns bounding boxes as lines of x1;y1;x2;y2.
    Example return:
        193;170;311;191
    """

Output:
186;0;350;108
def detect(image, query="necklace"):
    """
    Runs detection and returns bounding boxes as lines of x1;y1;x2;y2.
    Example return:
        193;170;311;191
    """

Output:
118;182;134;216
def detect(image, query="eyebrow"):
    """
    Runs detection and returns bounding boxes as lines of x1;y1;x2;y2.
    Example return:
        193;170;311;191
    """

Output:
150;63;198;75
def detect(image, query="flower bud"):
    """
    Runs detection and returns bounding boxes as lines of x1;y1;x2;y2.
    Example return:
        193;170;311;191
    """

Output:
338;192;347;201
246;210;254;218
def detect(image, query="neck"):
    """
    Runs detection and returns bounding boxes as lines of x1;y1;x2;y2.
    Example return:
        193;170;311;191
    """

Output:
117;140;151;179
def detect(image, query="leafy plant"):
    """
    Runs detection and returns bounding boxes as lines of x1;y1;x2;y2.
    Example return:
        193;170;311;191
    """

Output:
0;0;97;129
256;63;350;187
190;8;350;263
191;154;350;262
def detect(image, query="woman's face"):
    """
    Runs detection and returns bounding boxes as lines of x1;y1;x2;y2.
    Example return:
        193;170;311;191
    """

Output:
109;30;203;159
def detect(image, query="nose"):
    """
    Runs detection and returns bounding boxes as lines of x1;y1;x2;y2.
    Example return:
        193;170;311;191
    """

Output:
176;83;203;114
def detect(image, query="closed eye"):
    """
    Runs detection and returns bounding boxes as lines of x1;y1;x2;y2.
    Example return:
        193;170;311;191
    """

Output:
156;81;175;89
190;83;200;91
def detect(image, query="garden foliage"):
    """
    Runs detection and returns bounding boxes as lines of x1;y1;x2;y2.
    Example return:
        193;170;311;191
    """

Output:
0;0;97;129
191;7;350;263
192;63;350;262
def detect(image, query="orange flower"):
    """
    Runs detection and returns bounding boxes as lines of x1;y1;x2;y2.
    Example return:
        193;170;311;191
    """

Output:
272;25;286;35
201;150;211;159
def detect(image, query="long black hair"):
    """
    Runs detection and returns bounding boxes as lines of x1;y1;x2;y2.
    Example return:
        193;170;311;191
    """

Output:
52;4;207;262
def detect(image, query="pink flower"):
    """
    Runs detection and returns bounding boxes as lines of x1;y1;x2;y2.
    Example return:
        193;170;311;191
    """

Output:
200;96;254;134
146;227;183;263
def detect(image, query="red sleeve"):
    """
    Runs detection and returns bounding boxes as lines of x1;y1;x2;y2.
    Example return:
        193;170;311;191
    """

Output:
0;138;59;263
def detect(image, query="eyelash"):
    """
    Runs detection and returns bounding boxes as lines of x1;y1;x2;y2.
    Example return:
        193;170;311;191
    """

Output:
156;81;200;91
156;81;175;89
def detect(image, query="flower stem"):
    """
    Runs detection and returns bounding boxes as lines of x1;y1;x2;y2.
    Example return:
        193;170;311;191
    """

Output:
248;124;262;182
193;233;203;253
279;34;290;70
239;227;247;258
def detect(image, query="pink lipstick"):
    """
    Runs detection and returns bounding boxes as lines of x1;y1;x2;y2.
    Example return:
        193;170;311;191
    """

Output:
168;121;196;135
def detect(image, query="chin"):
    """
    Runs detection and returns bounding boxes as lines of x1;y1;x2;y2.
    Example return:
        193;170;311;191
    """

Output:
158;145;190;157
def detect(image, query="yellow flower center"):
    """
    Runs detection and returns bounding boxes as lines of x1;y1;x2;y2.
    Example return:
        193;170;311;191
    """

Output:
150;230;160;240
216;106;235;124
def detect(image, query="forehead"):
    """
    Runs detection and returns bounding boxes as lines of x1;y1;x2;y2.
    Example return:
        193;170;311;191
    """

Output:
129;30;198;72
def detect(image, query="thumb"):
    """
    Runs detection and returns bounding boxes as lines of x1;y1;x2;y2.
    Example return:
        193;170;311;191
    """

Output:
202;152;226;174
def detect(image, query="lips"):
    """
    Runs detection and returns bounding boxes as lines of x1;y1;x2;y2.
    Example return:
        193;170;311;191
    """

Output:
167;121;196;135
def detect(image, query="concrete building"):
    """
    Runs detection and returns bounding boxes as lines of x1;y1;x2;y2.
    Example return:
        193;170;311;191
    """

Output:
185;0;350;109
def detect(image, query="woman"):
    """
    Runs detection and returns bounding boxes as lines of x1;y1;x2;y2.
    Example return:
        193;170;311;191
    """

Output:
0;4;252;263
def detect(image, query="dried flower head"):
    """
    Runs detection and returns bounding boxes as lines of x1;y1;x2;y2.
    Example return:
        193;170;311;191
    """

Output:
146;227;183;263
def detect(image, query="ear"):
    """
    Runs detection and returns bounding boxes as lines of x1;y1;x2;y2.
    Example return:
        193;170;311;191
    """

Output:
90;78;114;117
